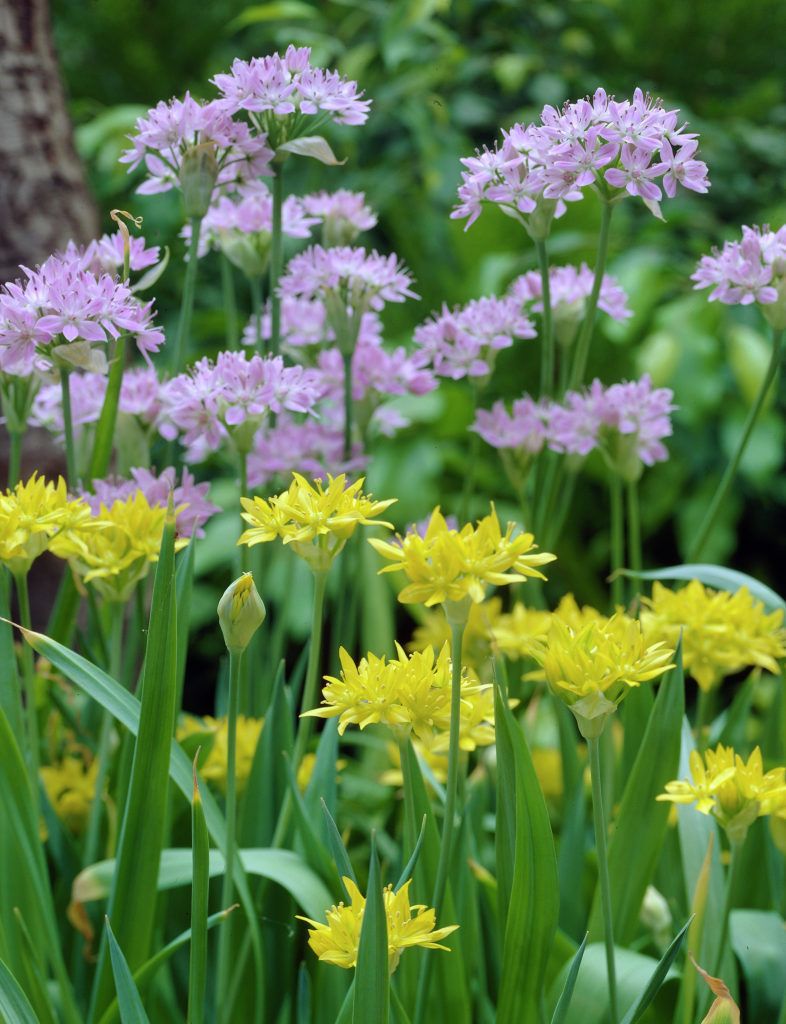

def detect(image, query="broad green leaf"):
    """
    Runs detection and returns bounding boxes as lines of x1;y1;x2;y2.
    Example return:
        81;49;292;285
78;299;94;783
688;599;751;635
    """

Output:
353;836;389;1024
91;512;178;1018
730;910;786;1020
550;933;588;1024
229;1;318;29
105;919;151;1024
589;654;684;944
494;685;559;1023
0;959;38;1024
619;916;692;1023
73;848;332;921
278;136;346;165
621;564;785;611
188;769;209;1024
677;832;715;1024
12;910;57;1024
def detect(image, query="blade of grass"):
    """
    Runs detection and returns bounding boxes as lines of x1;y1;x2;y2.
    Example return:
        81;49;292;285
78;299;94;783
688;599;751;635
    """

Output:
105;918;151;1024
550;933;588;1024
353;835;389;1024
12;910;58;1024
619;916;692;1024
188;761;209;1024
0;959;39;1024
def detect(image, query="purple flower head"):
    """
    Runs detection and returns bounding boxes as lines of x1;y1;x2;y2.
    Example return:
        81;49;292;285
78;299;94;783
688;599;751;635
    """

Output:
471;397;551;454
158;350;323;462
692;224;786;325
317;339;437;404
453;87;710;230
509;263;631;325
247;412;365;489
120;92;274;204
302;190;378;246
84;466;219;538
413;294;536;380
61;233;160;277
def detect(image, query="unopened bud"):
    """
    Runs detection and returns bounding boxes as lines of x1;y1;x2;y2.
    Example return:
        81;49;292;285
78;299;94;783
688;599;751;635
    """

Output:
218;572;266;654
181;142;219;220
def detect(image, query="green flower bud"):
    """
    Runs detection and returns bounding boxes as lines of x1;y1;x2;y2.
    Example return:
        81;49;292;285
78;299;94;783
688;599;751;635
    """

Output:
181;142;219;220
218;572;266;654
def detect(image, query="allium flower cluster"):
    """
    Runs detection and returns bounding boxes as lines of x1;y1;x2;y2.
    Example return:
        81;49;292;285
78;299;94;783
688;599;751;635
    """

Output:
453;87;709;231
84;467;219;538
178;714;264;792
317;339;437;405
413;295;536;380
242;299;382;352
61;232;160;277
692;224;786;326
247;414;363;490
158;351;322;462
120;92;274;203
212;45;370;142
302;190;377;246
472;396;551;454
0;252;165;376
509;263;631;324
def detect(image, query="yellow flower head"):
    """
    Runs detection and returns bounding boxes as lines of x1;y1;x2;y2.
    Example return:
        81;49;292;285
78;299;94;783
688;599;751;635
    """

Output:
491;594;603;661
530;613;675;737
658;744;786;844
0;472;95;575
40;754;98;834
177;714;264;793
408;597;503;673
369;505;556;609
50;491;187;602
239;473;395;572
640;580;786;692
298;877;458;973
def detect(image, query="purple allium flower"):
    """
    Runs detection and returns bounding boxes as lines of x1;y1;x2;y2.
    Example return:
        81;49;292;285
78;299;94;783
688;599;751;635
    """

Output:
85;467;219;538
692;225;786;323
158;350;323;462
301;190;377;245
413;295;536;380
247;412;365;489
453;87;710;230
212;46;371;139
280;246;417;312
0;252;165;376
241;299;384;352
471;397;551;453
60;233;161;277
120;92;274;203
508;263;631;322
316;340;437;402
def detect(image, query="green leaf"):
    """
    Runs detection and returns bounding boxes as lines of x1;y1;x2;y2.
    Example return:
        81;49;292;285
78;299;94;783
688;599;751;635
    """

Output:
0;571;23;738
0;959;39;1024
588;654;684;944
494;685;559;1023
278;136;346;165
240;662;292;847
353;835;389;1024
188;768;210;1024
286;760;343;894
105;918;151;1024
621;564;785;611
320;798;357;898
619;916;692;1023
550;933;588;1024
395;815;427;892
131;246;170;294
11;910;57;1024
730;910;786;1020
228;1;319;29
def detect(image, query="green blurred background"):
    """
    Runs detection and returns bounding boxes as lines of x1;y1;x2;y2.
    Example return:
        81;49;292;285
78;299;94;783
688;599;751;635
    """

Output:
52;0;786;612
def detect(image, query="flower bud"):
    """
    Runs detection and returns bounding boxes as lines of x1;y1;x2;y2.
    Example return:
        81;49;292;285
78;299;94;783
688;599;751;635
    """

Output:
181;142;219;220
217;572;266;654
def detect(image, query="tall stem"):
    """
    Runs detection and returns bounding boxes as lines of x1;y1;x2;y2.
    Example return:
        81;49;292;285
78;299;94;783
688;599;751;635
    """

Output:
689;327;783;561
238;450;249;573
249;276;263;354
343;351;353;462
269;167;284;357
7;431;22;488
535;238;555;397
609;475;624;609
60;368;78;486
569;202;613;389
626;479;642;582
13;571;39;781
171;216;203;372
216;649;243;1022
89;335;127;481
589;734;619;1024
413;619;466;1024
291;570;329;770
221;254;239;349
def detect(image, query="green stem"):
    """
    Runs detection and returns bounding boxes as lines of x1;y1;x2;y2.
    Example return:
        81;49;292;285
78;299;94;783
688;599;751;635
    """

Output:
269;167;284;357
221;254;239;349
695;688;715;750
89;335;127;481
249;275;263;354
588;734;618;1024
172;216;203;372
60;368;78;486
460;382;482;522
413;619;466;1024
238;450;249;573
7;431;22;488
609;475;624;609
626;479;642;580
216;649;243;1022
569;202;613;389
689;326;783;561
343;351;353;462
13;571;39;782
535;238;555;397
700;841;740;1020
291;570;329;771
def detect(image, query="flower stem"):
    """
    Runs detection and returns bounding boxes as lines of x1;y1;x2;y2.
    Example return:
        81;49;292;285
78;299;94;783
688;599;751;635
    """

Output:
291;570;329;771
171;216;203;372
216;648;243;1022
413;619;466;1024
249;275;263;354
701;840;740;1018
238;449;249;573
60;368;78;486
609;475;624;609
689;326;783;561
89;334;127;481
535;238;555;397
221;254;239;349
588;734;618;1024
343;350;353;462
626;479;642;581
695;688;715;750
13;571;39;782
7;431;22;488
269;166;284;357
569;201;613;389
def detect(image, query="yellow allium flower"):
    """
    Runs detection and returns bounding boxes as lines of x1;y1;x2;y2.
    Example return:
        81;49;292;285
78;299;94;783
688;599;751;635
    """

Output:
658;744;786;844
51;492;187;602
217;572;266;654
239;472;395;572
369;505;556;609
177;714;264;793
640;580;786;692
40;754;98;834
0;472;95;575
408;597;503;672
297;877;458;973
530;614;674;736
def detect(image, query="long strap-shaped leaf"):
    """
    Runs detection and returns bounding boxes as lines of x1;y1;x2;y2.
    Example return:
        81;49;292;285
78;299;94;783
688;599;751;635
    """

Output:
353;835;389;1024
105;918;151;1024
619;916;693;1024
0;959;39;1024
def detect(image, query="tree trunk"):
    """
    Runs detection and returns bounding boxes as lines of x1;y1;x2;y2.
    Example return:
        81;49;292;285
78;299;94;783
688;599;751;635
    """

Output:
0;0;99;282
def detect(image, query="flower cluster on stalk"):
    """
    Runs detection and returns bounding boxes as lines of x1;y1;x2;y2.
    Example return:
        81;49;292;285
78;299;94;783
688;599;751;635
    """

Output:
692;224;786;326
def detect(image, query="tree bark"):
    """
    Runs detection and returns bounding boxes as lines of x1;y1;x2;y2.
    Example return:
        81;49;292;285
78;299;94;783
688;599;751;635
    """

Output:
0;0;99;282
